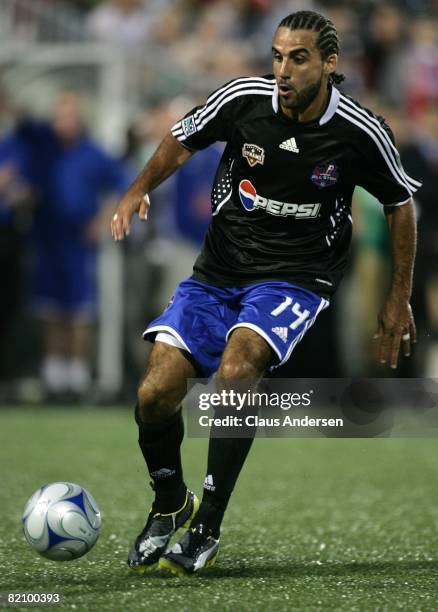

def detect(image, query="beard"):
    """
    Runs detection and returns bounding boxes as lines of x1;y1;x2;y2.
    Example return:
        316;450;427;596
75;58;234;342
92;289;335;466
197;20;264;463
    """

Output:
282;73;323;114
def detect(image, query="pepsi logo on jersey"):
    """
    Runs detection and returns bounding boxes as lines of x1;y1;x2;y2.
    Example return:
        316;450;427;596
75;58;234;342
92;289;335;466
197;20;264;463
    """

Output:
238;179;321;218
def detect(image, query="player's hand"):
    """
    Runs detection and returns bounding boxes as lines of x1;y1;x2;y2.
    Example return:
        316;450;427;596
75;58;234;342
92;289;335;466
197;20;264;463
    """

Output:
374;296;416;369
110;191;150;241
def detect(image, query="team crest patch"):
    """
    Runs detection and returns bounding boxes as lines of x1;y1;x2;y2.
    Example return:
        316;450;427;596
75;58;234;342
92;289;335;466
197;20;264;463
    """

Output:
242;143;265;167
311;162;339;189
182;115;197;137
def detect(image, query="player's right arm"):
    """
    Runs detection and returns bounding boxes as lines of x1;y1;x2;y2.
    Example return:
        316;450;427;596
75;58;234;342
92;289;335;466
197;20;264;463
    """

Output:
111;133;194;241
111;77;254;241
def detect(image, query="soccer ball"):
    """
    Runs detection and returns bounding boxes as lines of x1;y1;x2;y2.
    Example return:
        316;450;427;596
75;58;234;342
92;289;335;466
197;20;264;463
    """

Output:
22;482;101;561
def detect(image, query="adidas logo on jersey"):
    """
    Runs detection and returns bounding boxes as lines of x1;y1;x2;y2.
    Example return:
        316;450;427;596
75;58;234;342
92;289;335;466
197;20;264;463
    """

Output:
272;327;288;343
279;137;299;153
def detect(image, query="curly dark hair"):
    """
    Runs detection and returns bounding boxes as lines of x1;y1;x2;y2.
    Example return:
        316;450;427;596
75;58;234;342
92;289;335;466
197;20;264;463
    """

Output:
278;11;345;84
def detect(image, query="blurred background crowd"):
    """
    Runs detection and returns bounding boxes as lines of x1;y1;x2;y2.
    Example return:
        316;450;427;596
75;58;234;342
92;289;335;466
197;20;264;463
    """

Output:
0;0;436;404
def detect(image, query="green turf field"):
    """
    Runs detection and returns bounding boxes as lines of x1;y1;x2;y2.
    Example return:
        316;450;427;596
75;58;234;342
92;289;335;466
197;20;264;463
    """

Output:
0;408;437;611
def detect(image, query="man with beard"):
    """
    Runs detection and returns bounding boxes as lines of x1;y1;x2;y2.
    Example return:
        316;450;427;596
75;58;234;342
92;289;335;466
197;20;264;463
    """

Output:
111;11;421;574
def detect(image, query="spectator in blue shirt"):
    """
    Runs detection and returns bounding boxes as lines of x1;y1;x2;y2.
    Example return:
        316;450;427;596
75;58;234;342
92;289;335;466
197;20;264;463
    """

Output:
19;91;128;400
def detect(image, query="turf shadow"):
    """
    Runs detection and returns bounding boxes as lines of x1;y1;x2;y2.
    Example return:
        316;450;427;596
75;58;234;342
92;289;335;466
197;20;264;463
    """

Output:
200;559;438;580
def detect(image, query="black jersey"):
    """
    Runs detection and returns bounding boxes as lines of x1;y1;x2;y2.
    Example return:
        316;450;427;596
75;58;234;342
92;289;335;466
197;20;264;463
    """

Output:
171;76;421;297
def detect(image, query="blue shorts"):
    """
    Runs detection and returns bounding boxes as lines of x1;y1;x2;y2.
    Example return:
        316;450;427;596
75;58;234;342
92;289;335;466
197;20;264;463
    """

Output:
144;278;329;377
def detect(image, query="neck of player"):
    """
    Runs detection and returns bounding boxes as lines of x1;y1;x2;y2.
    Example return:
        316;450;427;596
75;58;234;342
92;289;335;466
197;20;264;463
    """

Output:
281;82;330;123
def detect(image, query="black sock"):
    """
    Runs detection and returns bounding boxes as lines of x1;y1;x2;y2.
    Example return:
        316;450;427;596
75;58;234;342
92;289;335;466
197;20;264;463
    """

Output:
192;434;255;538
136;406;186;513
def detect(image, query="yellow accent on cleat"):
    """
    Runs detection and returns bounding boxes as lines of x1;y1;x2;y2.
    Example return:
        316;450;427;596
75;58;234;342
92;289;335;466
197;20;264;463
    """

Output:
158;557;189;577
151;491;189;518
183;494;200;527
206;552;218;568
158;550;218;576
149;490;200;521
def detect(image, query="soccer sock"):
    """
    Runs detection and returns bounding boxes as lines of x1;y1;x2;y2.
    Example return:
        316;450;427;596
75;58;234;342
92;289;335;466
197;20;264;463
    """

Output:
135;406;186;514
192;434;255;538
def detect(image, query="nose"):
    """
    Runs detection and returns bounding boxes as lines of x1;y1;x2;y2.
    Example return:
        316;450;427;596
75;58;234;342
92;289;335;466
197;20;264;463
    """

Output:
279;58;292;81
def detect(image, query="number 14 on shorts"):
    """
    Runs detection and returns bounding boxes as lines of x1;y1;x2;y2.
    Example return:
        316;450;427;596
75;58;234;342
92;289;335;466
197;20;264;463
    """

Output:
271;296;310;330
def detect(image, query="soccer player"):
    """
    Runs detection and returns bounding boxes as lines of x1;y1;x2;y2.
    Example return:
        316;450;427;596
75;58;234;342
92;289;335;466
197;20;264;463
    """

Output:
111;11;421;574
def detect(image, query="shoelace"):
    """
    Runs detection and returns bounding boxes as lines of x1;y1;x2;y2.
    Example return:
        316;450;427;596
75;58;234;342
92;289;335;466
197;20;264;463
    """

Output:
137;514;175;544
137;497;188;544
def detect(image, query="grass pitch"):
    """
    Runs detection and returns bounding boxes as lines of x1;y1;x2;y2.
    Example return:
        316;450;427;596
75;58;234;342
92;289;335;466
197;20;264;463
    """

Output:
0;407;437;611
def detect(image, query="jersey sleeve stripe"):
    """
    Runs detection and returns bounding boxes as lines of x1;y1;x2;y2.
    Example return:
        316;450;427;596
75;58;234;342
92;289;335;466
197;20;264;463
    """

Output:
170;83;274;142
340;98;422;190
195;82;274;125
338;99;418;191
336;107;416;197
196;88;273;133
339;96;421;189
173;88;273;142
341;97;422;188
204;76;276;107
171;125;184;137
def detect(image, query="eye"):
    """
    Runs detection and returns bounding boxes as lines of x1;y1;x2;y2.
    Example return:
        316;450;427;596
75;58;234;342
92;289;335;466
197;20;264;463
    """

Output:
294;56;306;64
272;52;282;62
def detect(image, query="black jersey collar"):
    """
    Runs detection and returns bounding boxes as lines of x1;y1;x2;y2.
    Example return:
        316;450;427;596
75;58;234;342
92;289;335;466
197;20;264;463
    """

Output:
271;83;340;125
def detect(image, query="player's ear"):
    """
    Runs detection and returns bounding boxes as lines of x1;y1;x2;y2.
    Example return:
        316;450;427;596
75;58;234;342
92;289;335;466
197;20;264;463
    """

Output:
323;53;338;77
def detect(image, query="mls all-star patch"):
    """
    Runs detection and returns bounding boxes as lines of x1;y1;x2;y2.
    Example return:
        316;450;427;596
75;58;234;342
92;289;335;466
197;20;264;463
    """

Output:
311;162;339;189
182;115;197;137
242;143;265;167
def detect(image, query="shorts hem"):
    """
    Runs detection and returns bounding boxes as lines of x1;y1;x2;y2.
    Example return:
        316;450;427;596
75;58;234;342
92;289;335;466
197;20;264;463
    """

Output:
143;325;192;354
384;197;411;208
226;322;282;363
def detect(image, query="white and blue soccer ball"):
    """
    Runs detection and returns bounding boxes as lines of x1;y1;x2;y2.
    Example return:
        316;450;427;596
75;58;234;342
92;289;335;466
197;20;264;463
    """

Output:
22;482;101;561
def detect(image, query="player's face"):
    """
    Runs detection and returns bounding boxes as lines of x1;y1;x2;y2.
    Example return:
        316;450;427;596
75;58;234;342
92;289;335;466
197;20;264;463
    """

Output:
272;28;336;117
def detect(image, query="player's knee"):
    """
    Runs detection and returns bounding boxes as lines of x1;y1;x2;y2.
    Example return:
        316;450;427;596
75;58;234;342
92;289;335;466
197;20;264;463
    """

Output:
136;379;174;424
217;358;258;381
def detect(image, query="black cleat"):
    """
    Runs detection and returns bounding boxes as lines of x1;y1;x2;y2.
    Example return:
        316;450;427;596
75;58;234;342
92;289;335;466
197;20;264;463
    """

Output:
128;490;199;572
159;523;220;575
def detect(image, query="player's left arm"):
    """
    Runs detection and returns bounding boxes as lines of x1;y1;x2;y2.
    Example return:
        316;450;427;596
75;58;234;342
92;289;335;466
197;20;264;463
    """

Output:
376;199;417;368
